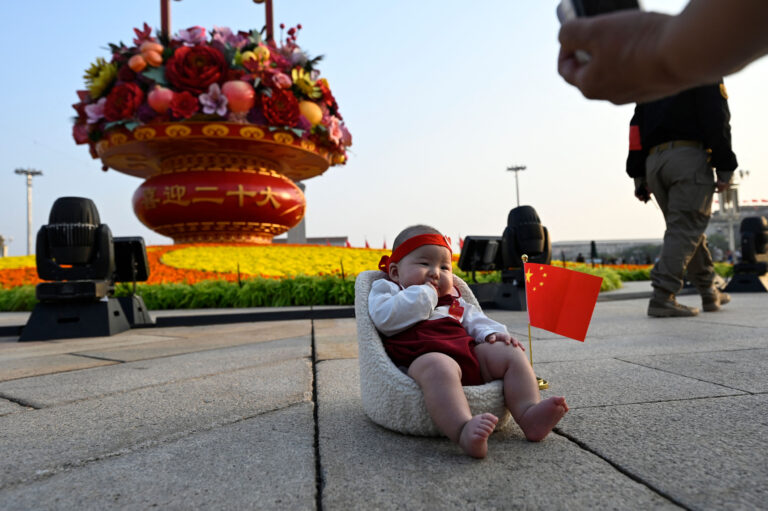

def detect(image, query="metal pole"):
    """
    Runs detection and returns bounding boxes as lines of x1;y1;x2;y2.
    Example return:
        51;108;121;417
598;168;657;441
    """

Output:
506;165;526;208
14;168;43;256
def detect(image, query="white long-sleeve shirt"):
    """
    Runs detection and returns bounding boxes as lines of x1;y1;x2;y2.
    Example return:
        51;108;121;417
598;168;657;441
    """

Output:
368;279;508;342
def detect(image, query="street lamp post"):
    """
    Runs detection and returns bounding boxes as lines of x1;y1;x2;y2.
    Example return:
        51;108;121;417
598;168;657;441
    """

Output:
14;168;43;256
506;165;526;207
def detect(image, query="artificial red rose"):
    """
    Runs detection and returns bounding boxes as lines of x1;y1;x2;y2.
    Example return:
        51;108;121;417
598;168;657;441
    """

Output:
262;88;300;126
103;82;144;121
169;91;199;119
72;123;90;144
165;45;227;94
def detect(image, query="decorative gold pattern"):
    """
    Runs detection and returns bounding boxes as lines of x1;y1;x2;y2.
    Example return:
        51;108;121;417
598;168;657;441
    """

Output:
239;126;265;139
300;140;316;151
133;127;157;141
202;124;230;137
274;133;294;145
160;153;280;174
154;221;289;244
165;124;192;137
109;133;128;145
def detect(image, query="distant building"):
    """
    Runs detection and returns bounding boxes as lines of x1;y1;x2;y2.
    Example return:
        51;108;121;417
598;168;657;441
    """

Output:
552;239;661;262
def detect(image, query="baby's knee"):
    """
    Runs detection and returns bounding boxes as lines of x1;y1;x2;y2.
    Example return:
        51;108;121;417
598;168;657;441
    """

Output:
408;352;462;383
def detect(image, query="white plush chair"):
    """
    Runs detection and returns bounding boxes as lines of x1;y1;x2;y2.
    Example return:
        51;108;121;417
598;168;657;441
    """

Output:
354;270;511;436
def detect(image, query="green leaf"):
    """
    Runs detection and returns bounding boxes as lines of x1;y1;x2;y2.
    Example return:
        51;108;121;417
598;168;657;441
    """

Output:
142;66;168;86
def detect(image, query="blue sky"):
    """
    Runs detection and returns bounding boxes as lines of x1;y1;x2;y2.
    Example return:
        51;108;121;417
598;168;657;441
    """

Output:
1;0;766;256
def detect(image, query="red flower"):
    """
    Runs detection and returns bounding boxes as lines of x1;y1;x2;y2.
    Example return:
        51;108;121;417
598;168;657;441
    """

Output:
104;82;144;121
169;91;199;119
318;80;341;119
165;45;227;95
262;88;300;126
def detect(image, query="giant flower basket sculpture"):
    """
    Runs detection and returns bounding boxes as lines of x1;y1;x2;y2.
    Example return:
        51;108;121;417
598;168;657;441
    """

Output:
73;23;351;244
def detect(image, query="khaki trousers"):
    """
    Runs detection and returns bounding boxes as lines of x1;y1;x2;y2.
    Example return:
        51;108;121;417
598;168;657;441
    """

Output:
645;146;716;296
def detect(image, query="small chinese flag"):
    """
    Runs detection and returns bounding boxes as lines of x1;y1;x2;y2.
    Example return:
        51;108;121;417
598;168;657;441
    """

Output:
365;239;370;249
524;262;602;342
345;239;352;248
459;237;464;249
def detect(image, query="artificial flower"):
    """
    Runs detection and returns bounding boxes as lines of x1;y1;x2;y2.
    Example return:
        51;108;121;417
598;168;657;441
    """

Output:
317;78;340;117
211;26;248;50
199;83;228;116
85;97;107;124
291;68;321;99
262;87;300;126
83;58;118;99
271;72;292;89
133;23;156;46
327;116;343;146
178;26;207;46
165;45;228;94
104;82;144;121
169;91;199;119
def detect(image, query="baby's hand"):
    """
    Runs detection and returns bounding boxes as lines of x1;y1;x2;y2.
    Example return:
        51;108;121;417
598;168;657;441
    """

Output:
485;332;524;350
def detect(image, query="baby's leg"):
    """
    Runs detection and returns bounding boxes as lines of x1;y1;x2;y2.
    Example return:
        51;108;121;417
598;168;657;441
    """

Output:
408;352;498;458
475;343;568;442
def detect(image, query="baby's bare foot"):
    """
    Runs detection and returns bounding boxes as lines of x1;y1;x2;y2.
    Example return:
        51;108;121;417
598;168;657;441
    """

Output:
458;413;498;458
518;396;569;442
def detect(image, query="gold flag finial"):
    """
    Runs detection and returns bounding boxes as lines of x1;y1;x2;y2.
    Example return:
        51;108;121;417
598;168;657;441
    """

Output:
522;254;528;263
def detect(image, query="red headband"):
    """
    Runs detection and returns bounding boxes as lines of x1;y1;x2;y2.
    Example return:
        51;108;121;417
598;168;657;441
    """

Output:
378;233;452;273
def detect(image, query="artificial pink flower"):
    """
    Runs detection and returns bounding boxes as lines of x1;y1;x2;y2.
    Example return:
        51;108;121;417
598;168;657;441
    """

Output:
199;84;228;116
85;97;107;124
178;26;207;45
212;26;248;49
272;72;292;89
328;116;343;146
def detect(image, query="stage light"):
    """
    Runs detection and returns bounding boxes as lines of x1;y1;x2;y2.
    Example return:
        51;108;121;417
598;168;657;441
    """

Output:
458;206;550;310
725;215;768;292
20;197;152;342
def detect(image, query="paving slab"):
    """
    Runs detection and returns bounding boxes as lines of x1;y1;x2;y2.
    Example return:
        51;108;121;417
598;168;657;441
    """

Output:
73;320;311;362
317;359;678;510
620;347;768;394
535;358;743;409
313;318;357;361
0;398;28;417
0;336;309;408
0;353;117;382
559;394;768;510
1;403;316;511
0;357;312;488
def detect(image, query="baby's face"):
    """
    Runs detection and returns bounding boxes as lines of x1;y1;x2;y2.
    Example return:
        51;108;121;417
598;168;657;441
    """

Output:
390;244;454;296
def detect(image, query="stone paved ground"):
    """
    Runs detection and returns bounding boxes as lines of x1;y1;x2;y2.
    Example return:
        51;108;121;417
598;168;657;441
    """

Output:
0;289;766;510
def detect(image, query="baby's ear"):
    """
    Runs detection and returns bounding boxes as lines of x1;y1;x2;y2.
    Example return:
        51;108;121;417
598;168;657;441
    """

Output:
388;263;400;282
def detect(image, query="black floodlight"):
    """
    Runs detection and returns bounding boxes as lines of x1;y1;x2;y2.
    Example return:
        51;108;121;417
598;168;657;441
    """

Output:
458;205;550;310
726;216;768;292
501;205;551;271
20;197;152;342
458;236;503;273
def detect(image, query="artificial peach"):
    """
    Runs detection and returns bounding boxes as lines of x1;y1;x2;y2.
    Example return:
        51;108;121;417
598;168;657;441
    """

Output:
128;54;147;72
143;50;163;67
148;86;175;113
140;41;164;54
221;80;255;113
253;45;270;63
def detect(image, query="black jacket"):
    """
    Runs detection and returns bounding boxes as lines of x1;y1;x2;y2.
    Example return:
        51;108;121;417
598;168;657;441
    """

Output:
626;82;738;179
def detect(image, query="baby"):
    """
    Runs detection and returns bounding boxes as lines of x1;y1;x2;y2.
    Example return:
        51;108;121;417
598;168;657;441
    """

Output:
368;225;568;458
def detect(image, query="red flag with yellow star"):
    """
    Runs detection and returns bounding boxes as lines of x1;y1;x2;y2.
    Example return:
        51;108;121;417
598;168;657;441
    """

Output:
524;262;603;342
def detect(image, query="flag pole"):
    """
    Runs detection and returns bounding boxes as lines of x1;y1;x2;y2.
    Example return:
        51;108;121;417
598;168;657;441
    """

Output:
522;254;549;390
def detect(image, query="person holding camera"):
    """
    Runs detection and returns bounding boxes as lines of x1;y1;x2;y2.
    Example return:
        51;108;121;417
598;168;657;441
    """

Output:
626;81;737;317
558;0;768;104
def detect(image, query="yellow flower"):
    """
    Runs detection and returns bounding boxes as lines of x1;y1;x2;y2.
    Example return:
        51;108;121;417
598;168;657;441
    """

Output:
84;57;118;99
291;68;322;99
161;245;389;278
0;255;35;270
